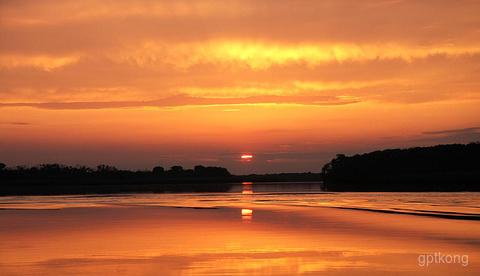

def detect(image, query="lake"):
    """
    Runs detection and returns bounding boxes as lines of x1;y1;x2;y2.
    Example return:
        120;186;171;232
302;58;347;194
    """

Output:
1;182;479;275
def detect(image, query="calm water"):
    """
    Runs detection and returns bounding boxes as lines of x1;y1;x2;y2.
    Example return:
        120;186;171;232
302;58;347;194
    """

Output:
1;182;480;275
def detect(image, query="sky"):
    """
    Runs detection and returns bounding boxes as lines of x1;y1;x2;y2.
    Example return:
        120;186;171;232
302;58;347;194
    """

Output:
1;0;479;174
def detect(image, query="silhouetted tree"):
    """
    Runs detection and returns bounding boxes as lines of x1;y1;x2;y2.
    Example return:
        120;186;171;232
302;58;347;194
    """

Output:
96;164;118;172
0;163;5;170
194;165;206;172
202;166;231;177
74;165;94;175
170;165;183;172
152;166;165;174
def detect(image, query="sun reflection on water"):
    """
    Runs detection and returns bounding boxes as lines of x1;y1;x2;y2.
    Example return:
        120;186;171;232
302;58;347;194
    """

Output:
241;208;253;222
242;182;253;194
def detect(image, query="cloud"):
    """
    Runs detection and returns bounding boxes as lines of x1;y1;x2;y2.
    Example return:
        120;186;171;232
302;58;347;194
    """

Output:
1;0;479;105
266;158;300;163
414;133;480;146
423;127;480;135
0;94;362;110
111;40;480;71
2;0;479;64
2;1;479;47
0;121;32;125
0;54;80;71
177;80;387;98
403;127;480;146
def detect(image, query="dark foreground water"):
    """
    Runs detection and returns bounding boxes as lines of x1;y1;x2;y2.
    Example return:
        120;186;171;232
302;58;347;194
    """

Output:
1;183;479;275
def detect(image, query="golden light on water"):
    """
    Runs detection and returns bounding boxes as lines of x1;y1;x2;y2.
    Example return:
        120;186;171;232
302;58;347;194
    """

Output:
242;183;253;194
241;209;253;216
1;194;480;274
241;208;253;223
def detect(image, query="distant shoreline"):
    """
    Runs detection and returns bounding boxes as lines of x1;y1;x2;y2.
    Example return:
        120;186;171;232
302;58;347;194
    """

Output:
0;166;322;196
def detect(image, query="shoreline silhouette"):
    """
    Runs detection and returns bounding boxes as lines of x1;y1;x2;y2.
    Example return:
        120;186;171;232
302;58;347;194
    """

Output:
0;164;321;196
322;142;480;191
1;142;479;195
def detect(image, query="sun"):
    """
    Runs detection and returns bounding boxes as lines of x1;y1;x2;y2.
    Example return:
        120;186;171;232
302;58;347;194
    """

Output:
241;154;253;160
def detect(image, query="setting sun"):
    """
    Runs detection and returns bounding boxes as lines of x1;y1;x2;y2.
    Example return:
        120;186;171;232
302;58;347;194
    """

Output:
241;155;253;160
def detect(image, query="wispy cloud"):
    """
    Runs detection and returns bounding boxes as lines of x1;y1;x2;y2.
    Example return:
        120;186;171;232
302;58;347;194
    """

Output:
112;40;480;71
0;121;32;125
0;54;80;71
0;94;362;110
423;127;480;135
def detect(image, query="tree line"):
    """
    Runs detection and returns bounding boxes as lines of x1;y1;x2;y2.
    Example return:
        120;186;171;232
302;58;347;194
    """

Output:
0;164;234;195
0;163;231;182
321;142;480;191
0;162;321;196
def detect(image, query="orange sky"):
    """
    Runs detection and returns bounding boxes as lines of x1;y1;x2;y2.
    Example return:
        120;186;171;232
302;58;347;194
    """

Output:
1;0;479;173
